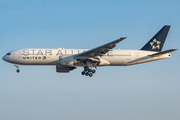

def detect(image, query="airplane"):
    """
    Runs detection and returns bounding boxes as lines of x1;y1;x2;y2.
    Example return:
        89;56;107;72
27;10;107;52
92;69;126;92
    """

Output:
2;25;177;77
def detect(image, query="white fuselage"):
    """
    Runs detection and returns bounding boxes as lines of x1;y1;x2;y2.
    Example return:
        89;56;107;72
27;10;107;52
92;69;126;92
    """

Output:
3;48;171;67
2;26;175;76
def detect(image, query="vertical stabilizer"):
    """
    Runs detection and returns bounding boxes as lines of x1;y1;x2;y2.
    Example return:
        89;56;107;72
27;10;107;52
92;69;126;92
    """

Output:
141;26;170;52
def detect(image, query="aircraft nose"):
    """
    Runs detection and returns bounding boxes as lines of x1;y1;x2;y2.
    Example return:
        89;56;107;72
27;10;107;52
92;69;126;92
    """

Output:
2;55;7;61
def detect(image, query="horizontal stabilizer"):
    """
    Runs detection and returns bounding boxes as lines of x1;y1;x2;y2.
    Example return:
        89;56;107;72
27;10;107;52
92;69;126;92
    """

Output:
128;49;177;63
149;49;177;57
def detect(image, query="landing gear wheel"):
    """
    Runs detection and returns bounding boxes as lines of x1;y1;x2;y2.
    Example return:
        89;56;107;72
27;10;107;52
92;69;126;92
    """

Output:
85;72;89;76
88;69;92;72
84;67;89;71
89;73;93;77
82;67;97;77
16;69;20;73
92;69;96;73
81;71;85;75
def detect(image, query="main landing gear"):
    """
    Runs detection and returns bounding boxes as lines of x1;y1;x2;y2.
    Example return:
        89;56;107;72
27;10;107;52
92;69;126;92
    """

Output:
14;64;20;73
81;67;96;77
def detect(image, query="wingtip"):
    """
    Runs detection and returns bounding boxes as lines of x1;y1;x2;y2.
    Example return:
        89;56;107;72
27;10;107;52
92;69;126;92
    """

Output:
120;37;127;40
173;49;178;51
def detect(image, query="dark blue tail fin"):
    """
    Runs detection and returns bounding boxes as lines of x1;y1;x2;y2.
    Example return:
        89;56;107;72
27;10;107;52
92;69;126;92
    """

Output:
141;25;170;52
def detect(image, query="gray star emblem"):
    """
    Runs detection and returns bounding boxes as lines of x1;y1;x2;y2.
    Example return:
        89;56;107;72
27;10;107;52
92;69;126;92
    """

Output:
150;39;161;49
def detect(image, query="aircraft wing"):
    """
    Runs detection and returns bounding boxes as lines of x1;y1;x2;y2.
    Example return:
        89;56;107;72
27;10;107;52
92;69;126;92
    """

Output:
75;37;126;59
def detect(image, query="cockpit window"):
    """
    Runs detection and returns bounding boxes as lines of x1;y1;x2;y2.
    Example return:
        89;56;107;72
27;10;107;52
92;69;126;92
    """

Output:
6;53;11;55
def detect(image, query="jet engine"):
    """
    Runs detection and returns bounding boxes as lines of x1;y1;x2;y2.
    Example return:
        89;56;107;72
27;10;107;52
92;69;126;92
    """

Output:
56;65;76;73
59;55;78;67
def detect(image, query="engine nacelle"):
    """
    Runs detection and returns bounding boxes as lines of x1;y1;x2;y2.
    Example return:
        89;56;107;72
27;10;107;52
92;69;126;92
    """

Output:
56;65;76;73
59;55;77;67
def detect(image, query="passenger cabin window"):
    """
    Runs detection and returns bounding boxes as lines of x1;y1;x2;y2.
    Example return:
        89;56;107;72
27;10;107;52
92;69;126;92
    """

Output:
6;53;11;55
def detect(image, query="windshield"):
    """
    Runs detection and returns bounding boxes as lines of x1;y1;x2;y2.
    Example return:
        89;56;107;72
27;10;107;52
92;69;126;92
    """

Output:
6;52;11;55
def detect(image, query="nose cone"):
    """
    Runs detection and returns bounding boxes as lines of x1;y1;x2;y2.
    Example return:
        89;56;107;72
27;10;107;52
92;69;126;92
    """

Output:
2;52;18;64
2;55;7;61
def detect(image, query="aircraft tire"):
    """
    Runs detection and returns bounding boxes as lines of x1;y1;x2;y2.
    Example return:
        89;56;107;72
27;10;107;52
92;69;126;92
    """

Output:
16;69;20;73
84;67;89;71
85;72;89;76
89;73;93;77
82;71;85;75
92;69;96;73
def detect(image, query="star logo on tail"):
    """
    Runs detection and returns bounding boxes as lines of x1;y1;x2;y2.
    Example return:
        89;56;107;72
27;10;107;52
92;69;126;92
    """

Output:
150;39;161;49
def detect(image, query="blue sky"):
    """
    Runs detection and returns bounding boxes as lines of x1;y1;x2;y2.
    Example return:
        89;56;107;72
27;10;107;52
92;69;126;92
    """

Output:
0;0;180;120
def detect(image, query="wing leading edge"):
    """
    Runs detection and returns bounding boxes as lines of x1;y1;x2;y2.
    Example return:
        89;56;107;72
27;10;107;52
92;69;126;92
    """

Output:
75;37;126;59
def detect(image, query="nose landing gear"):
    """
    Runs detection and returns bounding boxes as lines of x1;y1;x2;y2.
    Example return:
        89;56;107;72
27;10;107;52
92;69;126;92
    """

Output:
16;69;20;73
14;64;20;73
81;67;96;77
